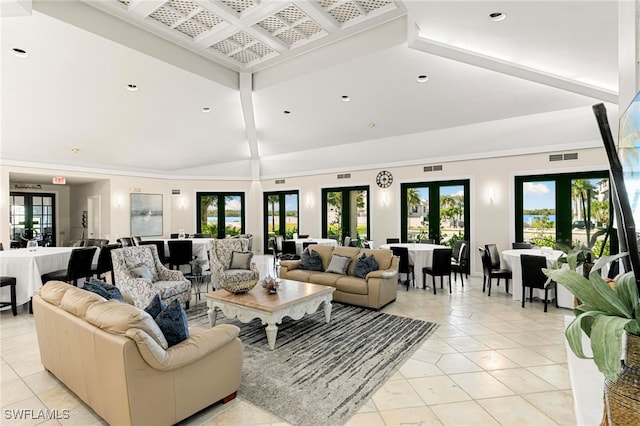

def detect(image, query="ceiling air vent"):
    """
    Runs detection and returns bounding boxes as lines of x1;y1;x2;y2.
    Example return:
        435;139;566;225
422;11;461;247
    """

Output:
424;165;443;172
564;153;578;160
549;154;563;162
275;179;285;184
172;189;181;195
337;173;351;179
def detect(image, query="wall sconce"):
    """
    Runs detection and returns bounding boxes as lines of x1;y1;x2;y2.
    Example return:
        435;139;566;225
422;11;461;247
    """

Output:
306;196;312;208
488;186;496;203
381;191;388;207
179;197;187;209
114;196;123;208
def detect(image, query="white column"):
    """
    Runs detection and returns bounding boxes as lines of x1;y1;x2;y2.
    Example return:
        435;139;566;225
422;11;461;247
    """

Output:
618;0;640;110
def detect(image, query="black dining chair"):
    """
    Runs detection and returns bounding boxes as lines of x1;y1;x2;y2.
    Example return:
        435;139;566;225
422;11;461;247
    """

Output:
390;246;414;290
139;240;168;265
0;276;17;316
193;233;212;238
302;241;318;250
117;237;135;247
451;242;468;286
479;247;512;296
167;240;195;273
386;238;400;244
422;248;453;294
281;240;300;260
89;243;120;283
521;254;558;312
41;247;97;287
421;239;436;244
512;242;533;249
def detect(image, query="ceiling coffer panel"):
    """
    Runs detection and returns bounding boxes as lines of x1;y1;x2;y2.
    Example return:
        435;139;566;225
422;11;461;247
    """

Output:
176;20;207;38
314;0;392;25
168;0;199;16
255;4;325;47
194;10;224;29
210;31;276;64
219;0;256;14
149;6;184;27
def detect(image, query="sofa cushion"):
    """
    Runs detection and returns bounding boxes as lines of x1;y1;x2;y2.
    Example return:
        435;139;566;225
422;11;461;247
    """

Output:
326;254;352;275
300;249;324;271
353;254;379;279
308;245;336;271
144;294;166;318
335;276;369;295
155;299;190;347
39;280;76;306
60;286;106;318
85;300;169;349
281;268;317;282
229;251;253;270
309;272;340;287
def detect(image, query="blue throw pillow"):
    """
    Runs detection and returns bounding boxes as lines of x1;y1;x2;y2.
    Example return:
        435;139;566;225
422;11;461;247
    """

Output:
83;282;110;299
300;249;324;271
85;278;125;302
353;254;379;279
144;294;166;318
155;299;189;347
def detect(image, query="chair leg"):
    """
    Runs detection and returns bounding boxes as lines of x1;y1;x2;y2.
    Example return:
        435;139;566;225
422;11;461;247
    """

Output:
185;300;190;310
448;274;452;294
423;271;427;290
506;279;509;294
530;287;533;303
432;276;437;295
487;278;492;297
10;284;17;316
555;285;559;308
482;276;486;293
440;276;444;289
522;285;526;308
544;288;549;312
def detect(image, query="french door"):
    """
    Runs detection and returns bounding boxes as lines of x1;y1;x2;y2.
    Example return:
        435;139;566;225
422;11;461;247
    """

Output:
9;192;56;246
263;190;299;252
322;186;369;243
196;192;245;238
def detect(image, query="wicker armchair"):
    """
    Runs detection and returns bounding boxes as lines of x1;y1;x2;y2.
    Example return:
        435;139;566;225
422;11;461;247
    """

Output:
209;238;260;291
111;245;191;309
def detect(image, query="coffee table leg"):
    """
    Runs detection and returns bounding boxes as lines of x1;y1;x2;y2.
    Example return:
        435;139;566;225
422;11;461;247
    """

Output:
324;300;332;323
207;306;218;328
265;322;278;350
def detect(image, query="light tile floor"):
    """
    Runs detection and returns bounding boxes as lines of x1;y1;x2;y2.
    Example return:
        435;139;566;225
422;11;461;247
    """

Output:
1;255;577;425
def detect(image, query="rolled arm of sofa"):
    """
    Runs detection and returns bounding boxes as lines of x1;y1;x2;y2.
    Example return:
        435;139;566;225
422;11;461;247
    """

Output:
126;324;241;371
366;255;399;279
279;260;301;273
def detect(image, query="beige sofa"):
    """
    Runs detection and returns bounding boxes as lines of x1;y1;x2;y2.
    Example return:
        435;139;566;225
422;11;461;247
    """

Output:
279;245;399;310
33;281;242;426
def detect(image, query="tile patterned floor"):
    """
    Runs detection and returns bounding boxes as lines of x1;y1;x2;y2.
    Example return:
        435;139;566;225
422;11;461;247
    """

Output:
0;255;577;425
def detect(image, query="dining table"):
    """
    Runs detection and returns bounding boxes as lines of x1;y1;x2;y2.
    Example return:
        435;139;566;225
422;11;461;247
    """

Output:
501;248;574;308
379;243;448;287
0;247;76;308
290;238;338;255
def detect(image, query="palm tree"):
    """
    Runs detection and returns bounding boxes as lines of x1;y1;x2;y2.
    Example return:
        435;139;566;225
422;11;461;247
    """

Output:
572;179;596;244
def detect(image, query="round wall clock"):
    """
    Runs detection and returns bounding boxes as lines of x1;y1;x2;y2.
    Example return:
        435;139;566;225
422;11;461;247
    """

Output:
376;170;393;188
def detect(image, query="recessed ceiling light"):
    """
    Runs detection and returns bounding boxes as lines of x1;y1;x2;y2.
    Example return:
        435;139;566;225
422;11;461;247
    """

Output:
202;107;211;113
126;84;138;92
341;95;350;102
489;12;506;21
417;75;429;83
369;122;376;128
11;48;28;58
70;148;80;154
283;110;291;115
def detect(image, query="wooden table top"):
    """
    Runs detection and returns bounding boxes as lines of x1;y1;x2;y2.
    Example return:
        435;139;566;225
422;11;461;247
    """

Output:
204;279;335;313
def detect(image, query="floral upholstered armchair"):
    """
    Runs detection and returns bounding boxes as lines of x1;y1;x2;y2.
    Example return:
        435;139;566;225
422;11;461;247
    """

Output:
209;238;260;290
111;245;191;309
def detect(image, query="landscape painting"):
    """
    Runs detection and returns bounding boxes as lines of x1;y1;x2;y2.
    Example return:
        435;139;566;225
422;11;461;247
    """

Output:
130;193;163;236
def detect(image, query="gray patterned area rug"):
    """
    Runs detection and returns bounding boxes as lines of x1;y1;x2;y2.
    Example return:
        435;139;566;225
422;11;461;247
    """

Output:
187;302;438;426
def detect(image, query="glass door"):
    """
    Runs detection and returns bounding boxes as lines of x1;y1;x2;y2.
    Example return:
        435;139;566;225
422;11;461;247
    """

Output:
521;180;557;248
10;192;56;246
322;186;369;244
196;192;245;239
263;191;299;252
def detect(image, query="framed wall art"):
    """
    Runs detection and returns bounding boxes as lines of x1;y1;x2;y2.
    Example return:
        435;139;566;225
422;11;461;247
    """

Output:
130;193;163;237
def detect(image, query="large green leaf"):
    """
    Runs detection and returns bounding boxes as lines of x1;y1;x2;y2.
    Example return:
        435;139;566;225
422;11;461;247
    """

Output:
614;272;640;316
590;315;634;381
588;273;632;317
565;314;597;359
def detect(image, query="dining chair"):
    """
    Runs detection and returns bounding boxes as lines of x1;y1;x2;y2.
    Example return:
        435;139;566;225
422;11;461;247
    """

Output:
281;240;300;259
193;233;212;238
520;254;558;312
271;235;284;271
451;242;468;286
421;239;436;244
117;237;135;247
41;247;97;287
167;240;195;274
390;246;414;290
422;248;453;294
485;244;503;270
0;276;17;316
89;243;120;283
512;242;533;249
302;241;318;250
138;240;167;265
386;238;400;244
343;236;351;247
132;236;142;246
479;247;512;296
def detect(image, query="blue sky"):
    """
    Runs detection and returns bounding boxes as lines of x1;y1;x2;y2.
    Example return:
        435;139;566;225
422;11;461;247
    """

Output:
523;181;556;210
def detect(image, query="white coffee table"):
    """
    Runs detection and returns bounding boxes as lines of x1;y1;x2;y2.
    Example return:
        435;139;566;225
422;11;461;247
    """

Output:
204;279;335;350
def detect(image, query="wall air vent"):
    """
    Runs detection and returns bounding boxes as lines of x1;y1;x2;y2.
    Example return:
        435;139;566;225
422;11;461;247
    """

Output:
564;153;578;160
172;189;181;195
549;154;564;162
424;165;443;172
275;179;285;184
337;173;351;179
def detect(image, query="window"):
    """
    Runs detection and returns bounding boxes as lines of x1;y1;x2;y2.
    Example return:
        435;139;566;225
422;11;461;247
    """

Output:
10;192;56;246
401;180;470;245
515;172;612;254
322;186;369;244
196;192;245;238
263;191;299;252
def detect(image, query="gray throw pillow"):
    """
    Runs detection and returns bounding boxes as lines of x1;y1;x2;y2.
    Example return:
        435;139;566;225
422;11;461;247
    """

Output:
154;299;189;347
300;249;324;271
353;254;379;279
230;251;253;270
86;277;125;302
130;264;153;281
326;254;351;275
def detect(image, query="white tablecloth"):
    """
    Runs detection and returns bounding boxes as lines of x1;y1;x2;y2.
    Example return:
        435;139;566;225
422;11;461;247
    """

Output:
0;247;75;307
291;238;338;255
160;238;212;271
502;248;573;308
380;243;448;287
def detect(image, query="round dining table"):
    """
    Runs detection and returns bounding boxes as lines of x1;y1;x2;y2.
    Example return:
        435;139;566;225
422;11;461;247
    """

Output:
379;243;448;287
501;248;574;308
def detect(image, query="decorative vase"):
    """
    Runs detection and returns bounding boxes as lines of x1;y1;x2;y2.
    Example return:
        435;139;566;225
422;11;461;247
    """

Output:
193;265;202;275
603;333;640;425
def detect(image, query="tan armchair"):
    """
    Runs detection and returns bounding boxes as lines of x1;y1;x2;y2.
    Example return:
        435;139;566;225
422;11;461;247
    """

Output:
209;238;260;290
111;245;191;309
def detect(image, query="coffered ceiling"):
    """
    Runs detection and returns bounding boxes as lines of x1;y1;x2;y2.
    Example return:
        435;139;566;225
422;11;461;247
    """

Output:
0;1;623;181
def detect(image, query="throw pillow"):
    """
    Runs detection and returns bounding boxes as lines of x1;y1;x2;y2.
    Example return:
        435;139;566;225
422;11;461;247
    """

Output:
353;254;379;279
326;254;352;275
154;299;189;347
88;278;125;302
229;251;253;270
130;264;153;281
144;294;166;319
82;282;110;299
300;249;324;271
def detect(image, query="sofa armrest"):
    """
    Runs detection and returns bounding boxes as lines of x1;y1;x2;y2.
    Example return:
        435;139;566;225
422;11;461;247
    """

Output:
280;260;301;272
126;324;240;371
366;269;398;279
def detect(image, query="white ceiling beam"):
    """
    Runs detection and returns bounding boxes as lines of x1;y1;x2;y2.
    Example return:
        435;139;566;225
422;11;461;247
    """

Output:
128;0;167;19
239;72;259;167
408;23;618;104
294;1;340;34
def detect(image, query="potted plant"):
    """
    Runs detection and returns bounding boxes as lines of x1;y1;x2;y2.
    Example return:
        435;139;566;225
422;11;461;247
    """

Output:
544;254;640;424
191;256;203;275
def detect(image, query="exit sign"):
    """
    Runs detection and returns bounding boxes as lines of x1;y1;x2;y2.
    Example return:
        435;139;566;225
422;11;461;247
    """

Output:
52;176;66;185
